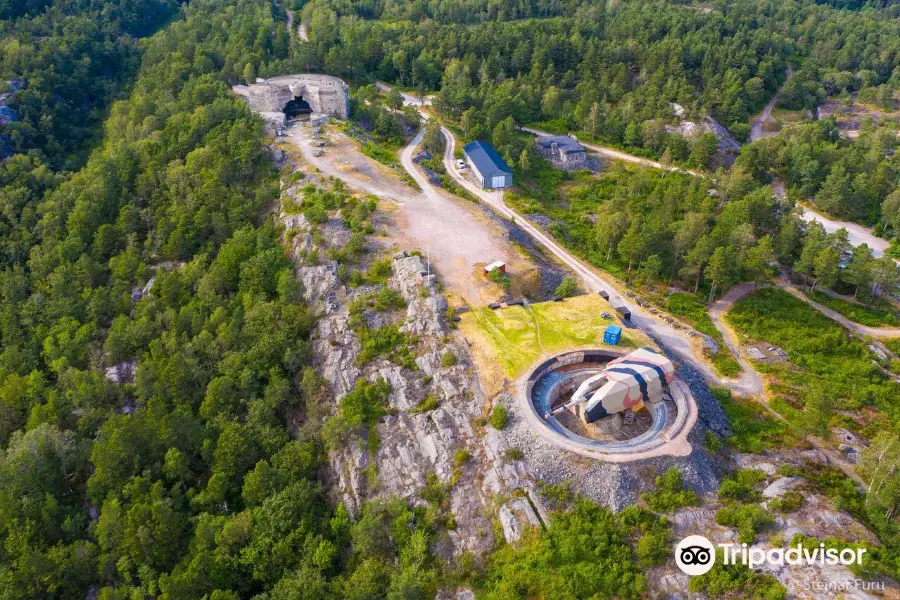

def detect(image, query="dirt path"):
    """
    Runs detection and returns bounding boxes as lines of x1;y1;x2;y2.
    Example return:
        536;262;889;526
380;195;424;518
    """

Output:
773;177;895;262
522;127;703;177
707;279;869;487
440;123;761;396
286;9;307;41
799;203;893;259
285;124;524;305
750;67;792;142
780;281;900;338
708;283;765;392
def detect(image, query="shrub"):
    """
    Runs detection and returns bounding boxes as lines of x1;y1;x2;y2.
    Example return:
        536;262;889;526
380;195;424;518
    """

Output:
486;268;510;287
718;469;767;503
340;378;391;427
554;276;579;298
503;448;524;462
453;449;471;467
441;349;457;367
490;405;509;429
690;557;786;599
642;467;699;512
539;481;573;509
635;525;672;568
356;325;418;367
715;504;774;543
410;394;440;415
769;491;803;513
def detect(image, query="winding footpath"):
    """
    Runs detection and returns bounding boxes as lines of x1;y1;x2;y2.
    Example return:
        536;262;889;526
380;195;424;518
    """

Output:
708;280;882;487
749;67;793;142
286;9;308;42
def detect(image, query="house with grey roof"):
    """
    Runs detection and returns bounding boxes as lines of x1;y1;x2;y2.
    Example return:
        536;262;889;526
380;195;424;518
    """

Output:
535;135;587;170
463;141;512;189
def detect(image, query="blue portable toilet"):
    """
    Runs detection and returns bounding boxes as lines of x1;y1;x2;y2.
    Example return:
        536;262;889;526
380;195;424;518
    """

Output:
603;325;622;346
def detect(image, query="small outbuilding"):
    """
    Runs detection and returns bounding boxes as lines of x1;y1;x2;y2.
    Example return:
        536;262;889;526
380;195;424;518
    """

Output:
464;141;513;189
484;261;506;275
535;135;587;170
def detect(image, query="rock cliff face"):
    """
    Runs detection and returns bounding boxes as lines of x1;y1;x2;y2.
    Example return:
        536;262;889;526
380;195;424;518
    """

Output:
289;194;540;555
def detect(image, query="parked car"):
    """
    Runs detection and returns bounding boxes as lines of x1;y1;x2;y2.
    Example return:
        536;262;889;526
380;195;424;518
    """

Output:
456;159;466;169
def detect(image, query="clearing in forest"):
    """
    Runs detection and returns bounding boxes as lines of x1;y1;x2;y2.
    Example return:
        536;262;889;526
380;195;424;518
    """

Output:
459;294;652;396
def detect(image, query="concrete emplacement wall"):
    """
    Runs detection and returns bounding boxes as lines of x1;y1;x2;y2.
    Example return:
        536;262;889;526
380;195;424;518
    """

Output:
247;74;349;119
517;348;697;460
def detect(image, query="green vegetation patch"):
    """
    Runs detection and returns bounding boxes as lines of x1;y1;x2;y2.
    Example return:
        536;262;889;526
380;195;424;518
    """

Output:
711;385;797;453
804;289;900;327
475;500;647;598
641;467;699;513
459;294;644;380
666;292;723;341
726;288;900;433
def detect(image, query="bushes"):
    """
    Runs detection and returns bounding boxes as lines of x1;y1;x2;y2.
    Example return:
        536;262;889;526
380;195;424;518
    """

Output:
715;504;774;543
356;325;418;368
727;289;900;433
554;276;579;298
712;385;796;453
689;558;786;599
440;348;457;367
666;293;722;341
340;378;391;427
478;499;646;599
489;404;508;429
641;467;699;513
769;491;803;513
410;394;439;414
718;469;767;503
485;267;510;287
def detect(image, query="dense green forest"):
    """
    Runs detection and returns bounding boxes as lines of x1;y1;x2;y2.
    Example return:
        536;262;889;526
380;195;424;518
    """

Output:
2;0;900;596
0;0;179;168
291;0;900;229
737;119;900;232
0;0;666;597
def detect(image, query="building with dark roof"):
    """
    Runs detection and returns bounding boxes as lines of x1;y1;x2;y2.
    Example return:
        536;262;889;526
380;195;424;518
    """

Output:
535;135;587;170
463;141;512;189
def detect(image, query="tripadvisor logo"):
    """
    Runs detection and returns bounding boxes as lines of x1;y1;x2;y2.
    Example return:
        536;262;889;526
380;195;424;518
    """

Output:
675;535;716;575
674;535;868;576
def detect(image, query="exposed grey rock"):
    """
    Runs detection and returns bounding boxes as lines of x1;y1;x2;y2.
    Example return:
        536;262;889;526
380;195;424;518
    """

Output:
701;335;719;356
298;261;341;313
498;498;540;543
435;590;475;600
105;360;136;384
762;476;802;499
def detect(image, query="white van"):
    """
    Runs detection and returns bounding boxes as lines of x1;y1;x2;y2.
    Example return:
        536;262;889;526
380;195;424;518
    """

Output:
456;159;466;170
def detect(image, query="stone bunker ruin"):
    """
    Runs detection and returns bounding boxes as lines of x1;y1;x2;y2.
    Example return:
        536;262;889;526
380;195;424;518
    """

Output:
248;74;348;118
234;74;349;132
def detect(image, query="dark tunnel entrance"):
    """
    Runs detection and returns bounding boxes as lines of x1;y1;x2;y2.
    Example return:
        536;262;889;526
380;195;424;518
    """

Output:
283;95;312;119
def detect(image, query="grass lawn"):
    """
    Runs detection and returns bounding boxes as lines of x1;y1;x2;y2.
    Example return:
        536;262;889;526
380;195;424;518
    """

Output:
727;288;900;438
804;289;900;327
459;294;649;396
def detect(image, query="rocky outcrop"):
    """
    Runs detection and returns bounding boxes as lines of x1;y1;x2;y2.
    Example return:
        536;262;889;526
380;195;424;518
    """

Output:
291;213;536;554
393;252;448;336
